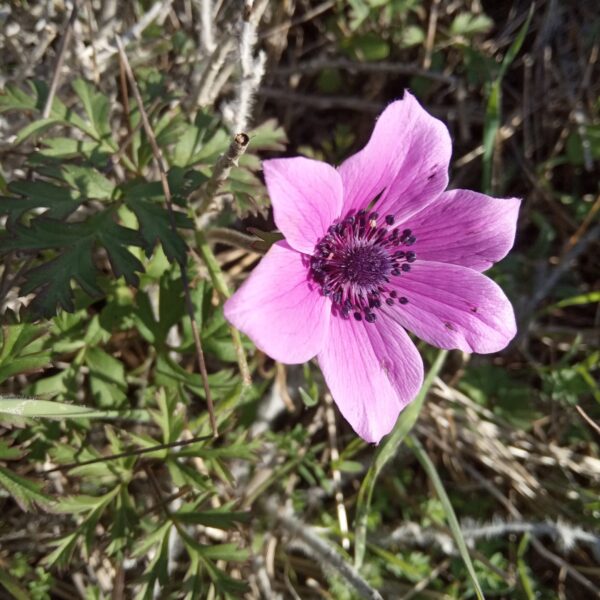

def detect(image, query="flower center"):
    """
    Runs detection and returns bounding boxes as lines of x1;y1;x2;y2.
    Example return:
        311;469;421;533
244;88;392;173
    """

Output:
309;210;417;323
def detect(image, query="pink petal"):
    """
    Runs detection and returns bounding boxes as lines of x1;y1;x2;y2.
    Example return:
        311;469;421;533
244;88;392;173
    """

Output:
409;190;521;271
263;157;343;254
224;241;329;363
338;92;451;222
318;314;424;444
389;261;516;353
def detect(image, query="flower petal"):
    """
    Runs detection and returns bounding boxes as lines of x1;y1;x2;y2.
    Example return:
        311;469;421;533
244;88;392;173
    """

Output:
318;314;424;444
224;241;330;363
409;190;521;271
338;92;451;222
389;261;516;353
263;157;343;254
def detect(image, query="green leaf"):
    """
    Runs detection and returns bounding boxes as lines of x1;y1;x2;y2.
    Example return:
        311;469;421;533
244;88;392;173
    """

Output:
354;350;447;568
349;33;390;61
0;80;99;139
0;465;52;511
407;435;485;600
347;0;370;30
14;117;61;144
71;78;112;141
0;396;118;419
0;440;22;460
400;25;425;48
0;322;50;384
551;291;600;309
154;355;240;401
171;125;207;167
247;119;288;152
299;386;318;407
44;531;80;568
450;13;493;37
0;180;79;223
175;509;251;529
22;243;102;315
37;137;110;162
0;81;38;112
85;347;128;408
60;164;115;200
0;211;145;316
125;195;192;264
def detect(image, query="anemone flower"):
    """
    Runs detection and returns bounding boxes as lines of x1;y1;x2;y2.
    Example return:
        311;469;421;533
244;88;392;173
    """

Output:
224;92;520;443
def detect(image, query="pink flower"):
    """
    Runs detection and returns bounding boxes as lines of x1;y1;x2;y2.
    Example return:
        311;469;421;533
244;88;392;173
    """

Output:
224;92;520;443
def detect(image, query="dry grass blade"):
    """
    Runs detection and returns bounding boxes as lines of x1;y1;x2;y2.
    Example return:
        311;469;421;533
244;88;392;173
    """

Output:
42;3;78;119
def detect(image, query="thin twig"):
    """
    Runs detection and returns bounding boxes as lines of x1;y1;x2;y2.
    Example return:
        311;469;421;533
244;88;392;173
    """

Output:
92;0;174;70
258;86;384;113
116;37;218;437
193;38;235;107
565;193;600;252
273;503;384;600
84;0;101;84
530;537;600;597
118;47;133;160
575;405;600;436
197;0;216;53
43;2;79;118
383;518;600;555
259;0;335;40
423;0;440;70
252;554;280;600
40;434;213;474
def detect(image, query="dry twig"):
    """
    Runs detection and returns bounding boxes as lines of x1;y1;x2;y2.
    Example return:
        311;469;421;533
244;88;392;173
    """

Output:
272;502;384;600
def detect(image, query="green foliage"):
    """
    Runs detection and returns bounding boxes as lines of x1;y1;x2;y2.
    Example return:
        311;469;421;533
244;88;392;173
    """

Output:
0;322;50;383
0;75;279;319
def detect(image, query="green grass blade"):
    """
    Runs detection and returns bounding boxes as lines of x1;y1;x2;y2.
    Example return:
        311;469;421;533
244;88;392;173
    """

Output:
482;5;534;192
517;533;536;599
0;396;144;420
354;349;447;568
407;434;485;600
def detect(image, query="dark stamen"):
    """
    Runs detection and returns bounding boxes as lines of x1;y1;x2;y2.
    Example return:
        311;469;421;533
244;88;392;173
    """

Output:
309;209;418;321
